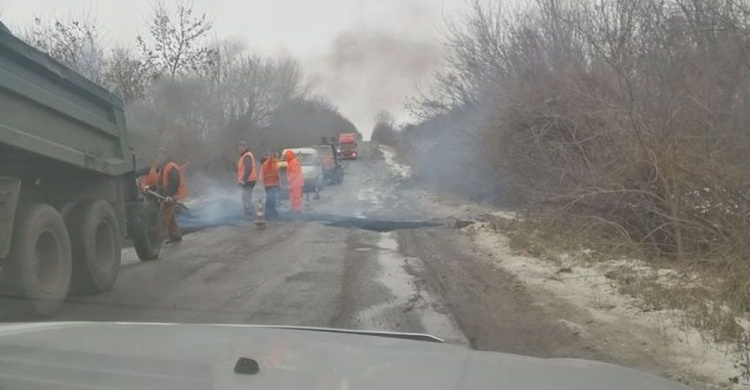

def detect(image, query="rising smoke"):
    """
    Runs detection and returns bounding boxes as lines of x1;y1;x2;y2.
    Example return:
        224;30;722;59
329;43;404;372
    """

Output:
308;1;448;137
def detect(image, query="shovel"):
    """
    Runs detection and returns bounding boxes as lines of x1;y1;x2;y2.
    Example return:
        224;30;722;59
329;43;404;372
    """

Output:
145;189;190;212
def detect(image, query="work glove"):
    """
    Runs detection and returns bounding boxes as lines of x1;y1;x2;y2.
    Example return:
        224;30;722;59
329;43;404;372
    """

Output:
165;196;174;203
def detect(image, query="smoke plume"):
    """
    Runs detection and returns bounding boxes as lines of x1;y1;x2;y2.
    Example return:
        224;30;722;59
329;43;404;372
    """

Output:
308;2;446;136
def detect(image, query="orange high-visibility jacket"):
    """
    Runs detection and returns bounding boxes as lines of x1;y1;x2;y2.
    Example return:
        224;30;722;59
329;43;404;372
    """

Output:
284;150;304;189
237;150;257;184
161;162;187;200
262;157;281;188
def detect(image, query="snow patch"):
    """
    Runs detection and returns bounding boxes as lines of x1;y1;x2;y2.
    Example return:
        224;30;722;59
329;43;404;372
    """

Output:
470;226;741;388
490;210;517;220
378;145;412;179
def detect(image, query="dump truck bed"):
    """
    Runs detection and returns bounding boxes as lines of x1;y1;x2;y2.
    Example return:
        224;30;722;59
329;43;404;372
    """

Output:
0;26;132;176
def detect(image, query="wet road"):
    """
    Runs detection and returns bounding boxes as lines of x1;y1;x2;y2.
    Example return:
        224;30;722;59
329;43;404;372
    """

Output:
51;144;621;363
55;145;458;340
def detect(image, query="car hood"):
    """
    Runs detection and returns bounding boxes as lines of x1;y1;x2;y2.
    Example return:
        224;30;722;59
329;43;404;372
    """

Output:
0;322;688;390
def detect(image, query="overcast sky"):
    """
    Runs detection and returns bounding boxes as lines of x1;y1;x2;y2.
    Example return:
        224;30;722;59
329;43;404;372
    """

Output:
1;0;467;136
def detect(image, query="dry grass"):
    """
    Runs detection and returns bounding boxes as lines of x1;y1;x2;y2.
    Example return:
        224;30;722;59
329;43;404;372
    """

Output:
498;208;750;380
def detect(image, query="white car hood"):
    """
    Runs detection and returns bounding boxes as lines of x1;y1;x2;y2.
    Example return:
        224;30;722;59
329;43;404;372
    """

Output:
0;322;689;390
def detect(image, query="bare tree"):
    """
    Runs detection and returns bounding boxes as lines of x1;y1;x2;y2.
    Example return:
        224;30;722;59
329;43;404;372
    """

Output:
137;1;215;80
266;96;358;151
375;111;395;127
404;0;750;263
24;15;105;83
372;110;398;145
104;47;149;103
409;1;514;119
126;38;310;175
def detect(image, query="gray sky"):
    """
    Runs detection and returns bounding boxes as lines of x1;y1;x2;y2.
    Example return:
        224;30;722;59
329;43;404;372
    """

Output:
1;0;467;136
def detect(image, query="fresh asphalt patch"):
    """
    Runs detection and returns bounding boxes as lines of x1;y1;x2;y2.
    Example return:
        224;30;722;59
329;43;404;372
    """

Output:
322;218;440;232
176;198;441;234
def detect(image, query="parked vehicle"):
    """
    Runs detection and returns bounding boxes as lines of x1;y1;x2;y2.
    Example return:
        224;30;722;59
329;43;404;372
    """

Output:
0;25;159;317
279;148;323;199
338;133;358;160
312;144;344;185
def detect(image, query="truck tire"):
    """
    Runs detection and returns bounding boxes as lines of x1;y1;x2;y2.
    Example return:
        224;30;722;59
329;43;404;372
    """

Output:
67;200;121;293
129;202;161;261
0;204;72;317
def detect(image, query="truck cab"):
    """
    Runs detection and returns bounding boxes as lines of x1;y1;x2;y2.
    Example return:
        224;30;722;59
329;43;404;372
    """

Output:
338;133;358;160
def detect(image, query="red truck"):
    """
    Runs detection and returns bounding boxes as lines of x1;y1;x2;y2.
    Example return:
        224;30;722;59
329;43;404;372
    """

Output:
338;133;358;160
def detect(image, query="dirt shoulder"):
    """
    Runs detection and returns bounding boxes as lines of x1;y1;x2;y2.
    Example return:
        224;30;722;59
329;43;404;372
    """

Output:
424;194;739;389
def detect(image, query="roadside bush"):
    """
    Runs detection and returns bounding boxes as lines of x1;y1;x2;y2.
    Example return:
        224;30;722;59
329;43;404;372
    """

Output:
400;0;750;356
408;0;750;261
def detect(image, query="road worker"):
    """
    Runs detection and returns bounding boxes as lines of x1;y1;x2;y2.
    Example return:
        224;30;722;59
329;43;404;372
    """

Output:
155;147;187;244
284;150;304;212
261;153;281;220
136;158;160;190
237;141;257;217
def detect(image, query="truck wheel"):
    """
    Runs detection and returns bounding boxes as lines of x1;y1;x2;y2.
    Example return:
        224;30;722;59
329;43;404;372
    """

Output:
67;200;121;293
0;204;72;317
129;202;161;261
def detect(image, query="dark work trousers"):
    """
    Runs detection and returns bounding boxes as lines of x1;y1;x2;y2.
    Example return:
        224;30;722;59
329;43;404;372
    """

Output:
264;186;279;220
159;202;181;240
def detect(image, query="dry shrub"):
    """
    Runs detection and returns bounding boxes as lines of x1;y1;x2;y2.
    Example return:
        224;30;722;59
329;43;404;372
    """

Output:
406;0;750;258
406;0;750;349
455;0;750;261
501;207;645;260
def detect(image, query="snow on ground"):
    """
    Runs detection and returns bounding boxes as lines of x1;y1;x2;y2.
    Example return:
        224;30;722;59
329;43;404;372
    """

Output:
380;142;742;388
464;221;740;387
377;145;412;179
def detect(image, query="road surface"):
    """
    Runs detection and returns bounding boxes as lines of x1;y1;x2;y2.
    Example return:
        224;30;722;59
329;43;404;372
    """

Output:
48;143;667;375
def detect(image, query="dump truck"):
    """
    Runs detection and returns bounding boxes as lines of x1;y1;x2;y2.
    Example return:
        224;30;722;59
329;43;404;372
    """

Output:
338;133;358;160
0;23;161;317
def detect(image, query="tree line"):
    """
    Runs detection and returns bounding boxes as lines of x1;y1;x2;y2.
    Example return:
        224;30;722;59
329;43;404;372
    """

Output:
387;0;750;266
17;3;358;180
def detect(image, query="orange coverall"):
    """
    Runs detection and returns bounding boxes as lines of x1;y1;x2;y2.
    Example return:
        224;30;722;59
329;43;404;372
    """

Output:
284;150;304;211
159;161;187;240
